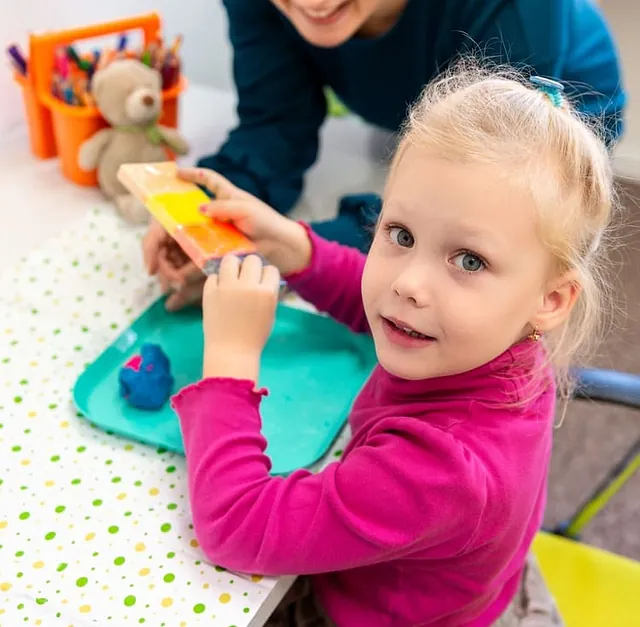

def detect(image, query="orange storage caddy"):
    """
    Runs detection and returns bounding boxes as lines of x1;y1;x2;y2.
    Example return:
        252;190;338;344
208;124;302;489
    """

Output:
13;13;186;187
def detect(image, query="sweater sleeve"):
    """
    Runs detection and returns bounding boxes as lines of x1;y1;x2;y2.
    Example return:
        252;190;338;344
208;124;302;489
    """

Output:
285;225;370;334
171;378;488;576
196;0;326;214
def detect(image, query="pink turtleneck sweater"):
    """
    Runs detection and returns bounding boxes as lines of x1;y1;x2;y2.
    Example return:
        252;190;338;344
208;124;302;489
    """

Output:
171;231;556;627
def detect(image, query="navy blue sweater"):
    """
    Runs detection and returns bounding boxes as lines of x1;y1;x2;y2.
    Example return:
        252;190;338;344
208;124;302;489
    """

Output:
198;0;625;244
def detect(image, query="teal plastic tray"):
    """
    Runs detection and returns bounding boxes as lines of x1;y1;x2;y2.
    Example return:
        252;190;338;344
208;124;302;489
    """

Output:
73;298;376;475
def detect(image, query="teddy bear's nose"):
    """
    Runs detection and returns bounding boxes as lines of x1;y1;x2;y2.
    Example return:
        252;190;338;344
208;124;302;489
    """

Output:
142;94;155;107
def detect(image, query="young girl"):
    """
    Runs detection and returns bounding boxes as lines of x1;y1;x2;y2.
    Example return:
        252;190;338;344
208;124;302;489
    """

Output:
170;62;615;626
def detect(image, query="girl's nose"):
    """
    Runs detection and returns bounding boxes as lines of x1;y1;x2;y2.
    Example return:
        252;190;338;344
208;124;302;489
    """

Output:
392;270;430;307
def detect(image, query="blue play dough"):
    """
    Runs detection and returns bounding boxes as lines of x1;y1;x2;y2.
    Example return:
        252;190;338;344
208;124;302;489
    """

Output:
118;343;174;411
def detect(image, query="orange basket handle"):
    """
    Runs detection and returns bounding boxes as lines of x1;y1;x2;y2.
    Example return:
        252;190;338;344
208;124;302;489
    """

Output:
29;12;162;103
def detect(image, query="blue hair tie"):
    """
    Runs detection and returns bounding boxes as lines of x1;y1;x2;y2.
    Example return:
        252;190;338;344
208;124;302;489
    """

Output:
529;76;565;108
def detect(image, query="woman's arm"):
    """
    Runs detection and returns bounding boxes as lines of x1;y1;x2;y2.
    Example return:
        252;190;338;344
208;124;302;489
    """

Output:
197;0;327;214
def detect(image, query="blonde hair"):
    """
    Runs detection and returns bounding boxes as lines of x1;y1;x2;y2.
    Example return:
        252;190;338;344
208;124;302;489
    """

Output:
389;58;618;397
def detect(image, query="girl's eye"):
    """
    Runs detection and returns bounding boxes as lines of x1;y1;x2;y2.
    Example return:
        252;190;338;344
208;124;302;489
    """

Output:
452;252;485;273
388;226;415;248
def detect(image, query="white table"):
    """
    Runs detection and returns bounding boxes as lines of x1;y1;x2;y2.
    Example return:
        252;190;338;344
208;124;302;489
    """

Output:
0;84;386;626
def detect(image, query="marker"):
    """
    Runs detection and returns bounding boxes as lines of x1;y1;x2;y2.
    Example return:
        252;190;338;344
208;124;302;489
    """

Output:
169;34;183;55
117;33;128;52
6;43;27;75
66;46;91;71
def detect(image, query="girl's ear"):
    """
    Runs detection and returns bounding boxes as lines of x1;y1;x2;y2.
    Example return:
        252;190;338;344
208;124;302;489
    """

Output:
532;270;581;333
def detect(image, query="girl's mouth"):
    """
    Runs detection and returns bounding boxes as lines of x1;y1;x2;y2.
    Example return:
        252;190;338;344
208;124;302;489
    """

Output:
381;317;436;347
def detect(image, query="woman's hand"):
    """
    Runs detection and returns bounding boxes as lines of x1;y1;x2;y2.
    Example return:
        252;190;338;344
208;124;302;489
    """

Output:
142;219;205;311
202;254;281;383
177;167;312;276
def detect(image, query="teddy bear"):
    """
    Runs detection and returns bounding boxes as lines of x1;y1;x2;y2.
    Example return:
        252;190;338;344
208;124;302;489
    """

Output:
78;59;190;224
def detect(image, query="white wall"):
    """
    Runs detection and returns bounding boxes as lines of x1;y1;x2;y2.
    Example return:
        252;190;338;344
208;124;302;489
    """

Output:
0;0;233;134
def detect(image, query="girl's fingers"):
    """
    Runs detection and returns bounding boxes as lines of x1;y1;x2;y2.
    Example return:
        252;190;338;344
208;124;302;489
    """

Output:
217;254;242;284
177;167;239;200
262;263;282;293
238;254;264;284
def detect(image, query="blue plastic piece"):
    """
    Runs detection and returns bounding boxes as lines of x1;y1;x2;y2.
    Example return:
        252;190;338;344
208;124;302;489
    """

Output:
118;343;174;411
571;367;640;409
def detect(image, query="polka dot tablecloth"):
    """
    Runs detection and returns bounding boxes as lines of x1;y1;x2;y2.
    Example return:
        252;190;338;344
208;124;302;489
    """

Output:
0;208;350;626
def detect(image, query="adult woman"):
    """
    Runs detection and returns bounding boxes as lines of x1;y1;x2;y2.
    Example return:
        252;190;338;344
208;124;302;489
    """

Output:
144;0;624;309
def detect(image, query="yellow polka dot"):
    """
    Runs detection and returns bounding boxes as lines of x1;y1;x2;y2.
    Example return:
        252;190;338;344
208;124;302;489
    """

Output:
33;561;44;569
21;459;31;466
60;421;69;428
219;593;231;604
1;582;12;591
149;487;159;496
79;604;91;613
65;361;74;368
0;609;4;615
0;521;7;529
45;480;54;487
4;329;12;334
28;411;37;418
85;533;95;541
190;539;199;548
117;493;127;500
251;575;263;583
180;622;187;627
161;597;173;607
37;337;44;343
135;542;145;552
61;599;68;604
58;546;63;551
149;584;155;590
36;621;42;625
124;444;134;451
203;583;210;590
139;568;150;576
30;361;38;367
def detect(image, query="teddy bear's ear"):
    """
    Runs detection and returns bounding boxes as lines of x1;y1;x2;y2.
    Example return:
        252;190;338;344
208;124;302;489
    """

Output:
91;69;106;102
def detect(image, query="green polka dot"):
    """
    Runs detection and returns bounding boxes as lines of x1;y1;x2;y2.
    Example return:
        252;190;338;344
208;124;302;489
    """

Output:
108;526;119;534
167;503;177;511
18;512;30;520
14;396;22;404
111;476;121;483
56;563;67;572
215;566;226;572
92;499;102;507
15;550;24;557
71;478;81;485
163;573;175;583
134;480;142;487
166;552;175;559
55;505;65;513
76;446;86;453
50;455;60;462
243;608;250;614
165;465;176;474
48;403;58;410
124;595;136;607
12;446;22;452
160;523;171;533
35;598;47;605
193;604;205;614
105;459;113;466
114;557;125;566
19;379;28;386
76;577;88;587
45;532;56;541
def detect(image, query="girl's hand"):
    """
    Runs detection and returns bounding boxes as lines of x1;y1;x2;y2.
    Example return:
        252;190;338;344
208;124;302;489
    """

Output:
202;254;281;383
177;167;312;276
